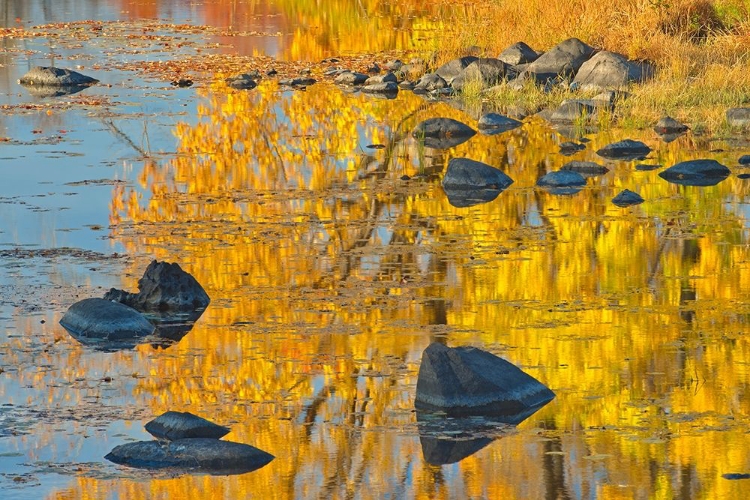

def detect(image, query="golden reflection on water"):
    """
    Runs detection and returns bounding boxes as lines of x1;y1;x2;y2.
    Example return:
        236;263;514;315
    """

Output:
56;79;750;499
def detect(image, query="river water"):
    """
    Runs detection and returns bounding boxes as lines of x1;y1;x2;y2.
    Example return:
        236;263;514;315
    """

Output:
2;1;750;499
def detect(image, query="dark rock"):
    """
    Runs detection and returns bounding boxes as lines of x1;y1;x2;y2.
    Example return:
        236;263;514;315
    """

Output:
398;81;415;91
225;74;257;90
524;38;594;81
412;117;476;149
145;411;230;441
498;42;539;66
384;60;404;71
596;139;651;160
738;174;750;179
59;298;155;341
334;72;368;85
477;113;522;134
654;116;689;135
452;58;509;91
435;56;479;84
367;63;380;74
280;77;316;87
364;72;397;85
266;68;278;76
413;73;448;93
442;158;513;190
537;170;587;194
104;260;210;312
727;108;750;128
611;189;645;207
658;159;731;186
414;342;555;416
635;163;661;171
561;160;609;177
362;81;399;94
444;188;503;208
550;100;596;124
739;155;750;165
171;79;193;88
105;438;274;475
19;66;98;87
572;51;654;90
723;473;750;480
559;142;586;155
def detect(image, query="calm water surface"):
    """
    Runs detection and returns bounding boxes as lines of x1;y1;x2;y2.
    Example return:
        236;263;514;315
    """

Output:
2;1;750;499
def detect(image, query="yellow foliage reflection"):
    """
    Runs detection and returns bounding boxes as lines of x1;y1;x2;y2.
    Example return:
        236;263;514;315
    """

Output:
58;79;750;499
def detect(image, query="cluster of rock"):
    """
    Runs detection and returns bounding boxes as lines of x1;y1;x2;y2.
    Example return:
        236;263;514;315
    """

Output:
59;260;210;350
105;411;274;475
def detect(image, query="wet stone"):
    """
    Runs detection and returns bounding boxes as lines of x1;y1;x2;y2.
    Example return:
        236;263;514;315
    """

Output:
412;117;476;149
596;139;651;160
654;116;689;135
442;158;514;190
636;163;661;171
362;81;399;94
477;113;522;134
612;189;645;207
537;170;587;189
739;155;750;165
658;159;731;186
225;74;257;90
19;66;98;86
145;411;230;441
414;342;555;417
59;298;155;341
334;72;368;85
561;161;609;177
364;72;397;85
559;141;586;155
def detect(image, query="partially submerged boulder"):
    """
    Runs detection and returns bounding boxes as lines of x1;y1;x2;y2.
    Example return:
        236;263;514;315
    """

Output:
334;71;368;85
596;139;651;160
362;81;399;95
537;170;587;194
658;159;731;186
414;342;555;416
654;116;688;135
612;189;645;207
59;298;155;341
105;438;274;475
412;117;476;149
19;66;98;87
145;411;230;441
442;158;514;207
477;113;522;134
104;260;210;312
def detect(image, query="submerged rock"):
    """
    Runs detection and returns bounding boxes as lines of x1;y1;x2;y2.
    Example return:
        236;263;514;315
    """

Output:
561;161;609;177
559;141;586;156
19;66;98;87
145;411;230;441
59;298;155;341
412;118;476;149
596;139;651;160
105;438;274;475
477;113;522;134
612;189;645;207
104;260;210;312
414;342;555;416
658;159;731;186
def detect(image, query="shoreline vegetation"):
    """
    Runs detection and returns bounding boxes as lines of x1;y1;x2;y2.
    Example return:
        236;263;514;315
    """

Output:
426;0;750;133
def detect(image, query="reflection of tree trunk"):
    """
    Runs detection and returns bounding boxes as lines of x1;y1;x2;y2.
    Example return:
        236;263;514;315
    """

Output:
302;384;333;439
541;426;570;499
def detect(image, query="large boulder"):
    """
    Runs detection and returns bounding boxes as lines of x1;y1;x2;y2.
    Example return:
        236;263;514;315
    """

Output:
727;108;750;128
596;139;651;160
572;51;654;90
442;158;514;190
435;56;478;84
412;117;476;149
524;38;594;81
105;438;274;474
451;58;509;91
19;66;98;87
414;342;555;416
104;260;210;312
59;298;155;341
498;41;539;66
658;159;731;186
145;412;230;441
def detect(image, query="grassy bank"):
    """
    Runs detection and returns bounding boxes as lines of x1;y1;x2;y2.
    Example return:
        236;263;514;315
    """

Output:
429;0;750;132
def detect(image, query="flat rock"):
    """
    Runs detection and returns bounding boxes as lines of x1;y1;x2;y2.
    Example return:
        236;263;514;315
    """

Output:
105;438;274;475
19;66;98;86
414;343;555;416
477;113;522;134
412;117;476;149
334;72;368;85
537;170;587;194
572;51;654;90
104;260;210;312
727;108;750;128
498;41;539;66
596;139;651;160
612;189;645;207
145;411;230;441
561;160;609;177
59;298;155;341
658;159;731;186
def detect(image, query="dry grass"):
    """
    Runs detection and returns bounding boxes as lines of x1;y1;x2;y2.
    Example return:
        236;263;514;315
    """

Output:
429;0;750;131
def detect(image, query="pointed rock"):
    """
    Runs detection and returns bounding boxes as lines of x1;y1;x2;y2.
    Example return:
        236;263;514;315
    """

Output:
145;411;230;441
498;41;539;66
524;38;594;81
654;116;689;135
435;56;479;84
612;189;644;207
415;342;555;416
